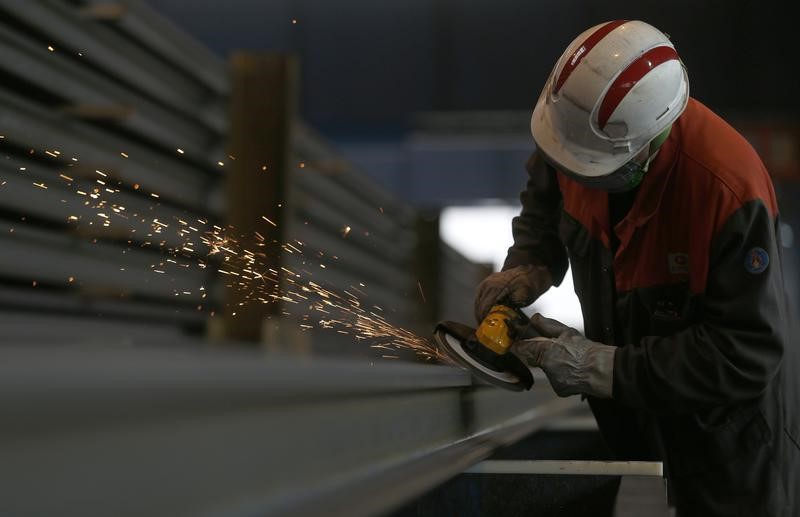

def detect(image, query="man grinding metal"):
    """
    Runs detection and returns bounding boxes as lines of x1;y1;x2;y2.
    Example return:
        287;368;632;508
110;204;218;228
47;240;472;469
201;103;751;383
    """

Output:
474;20;800;516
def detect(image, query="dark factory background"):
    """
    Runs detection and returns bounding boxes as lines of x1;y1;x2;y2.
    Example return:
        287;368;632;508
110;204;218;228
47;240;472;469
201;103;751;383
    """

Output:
0;1;797;516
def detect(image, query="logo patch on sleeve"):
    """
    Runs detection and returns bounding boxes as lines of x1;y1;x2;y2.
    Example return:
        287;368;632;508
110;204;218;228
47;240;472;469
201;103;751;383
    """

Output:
744;247;769;274
668;253;689;274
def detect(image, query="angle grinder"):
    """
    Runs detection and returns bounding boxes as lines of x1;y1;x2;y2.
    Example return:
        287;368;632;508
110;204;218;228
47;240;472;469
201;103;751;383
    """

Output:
433;305;538;391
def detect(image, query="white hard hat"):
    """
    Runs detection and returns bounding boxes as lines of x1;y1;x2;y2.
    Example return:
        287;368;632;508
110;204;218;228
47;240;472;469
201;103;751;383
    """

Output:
531;20;689;178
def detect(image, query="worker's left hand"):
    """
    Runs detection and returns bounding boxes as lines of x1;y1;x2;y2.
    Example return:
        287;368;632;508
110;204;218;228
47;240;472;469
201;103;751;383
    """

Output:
511;313;616;399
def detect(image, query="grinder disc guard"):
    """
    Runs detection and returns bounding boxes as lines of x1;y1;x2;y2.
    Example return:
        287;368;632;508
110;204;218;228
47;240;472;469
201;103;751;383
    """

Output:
434;320;533;391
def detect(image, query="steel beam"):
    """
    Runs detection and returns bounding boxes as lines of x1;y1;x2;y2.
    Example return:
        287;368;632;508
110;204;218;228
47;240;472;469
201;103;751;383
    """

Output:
0;159;213;251
0;87;217;212
0;20;218;155
0;345;581;517
80;0;229;95
0;222;207;303
0;0;225;132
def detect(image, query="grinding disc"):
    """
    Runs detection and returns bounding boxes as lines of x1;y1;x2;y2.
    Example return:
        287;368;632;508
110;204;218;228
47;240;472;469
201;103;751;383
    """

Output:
434;321;531;391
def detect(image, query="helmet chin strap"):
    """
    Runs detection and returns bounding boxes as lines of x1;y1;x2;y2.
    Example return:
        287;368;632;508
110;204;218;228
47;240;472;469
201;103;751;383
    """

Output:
643;125;672;168
595;124;674;193
649;124;672;153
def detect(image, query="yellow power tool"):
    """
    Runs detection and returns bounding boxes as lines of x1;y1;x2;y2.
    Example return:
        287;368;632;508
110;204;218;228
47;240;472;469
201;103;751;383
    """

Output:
433;304;537;391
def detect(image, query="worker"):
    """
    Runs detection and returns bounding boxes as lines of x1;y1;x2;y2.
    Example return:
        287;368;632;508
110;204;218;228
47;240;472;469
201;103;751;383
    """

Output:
474;20;799;516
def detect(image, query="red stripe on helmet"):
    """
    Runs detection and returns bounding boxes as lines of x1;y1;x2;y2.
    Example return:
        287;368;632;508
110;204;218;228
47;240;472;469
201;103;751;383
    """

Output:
553;20;628;94
597;45;679;129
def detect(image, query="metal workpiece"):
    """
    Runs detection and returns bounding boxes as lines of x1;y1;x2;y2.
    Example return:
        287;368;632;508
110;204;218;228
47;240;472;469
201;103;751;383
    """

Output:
283;121;474;334
0;283;205;328
291;182;417;264
0;87;218;211
0;21;219;157
289;223;414;291
0;310;199;345
282;253;416;320
0;160;212;250
0;345;580;517
293;124;418;224
0;222;208;303
0;0;230;343
290;158;417;246
0;0;226;130
78;0;230;96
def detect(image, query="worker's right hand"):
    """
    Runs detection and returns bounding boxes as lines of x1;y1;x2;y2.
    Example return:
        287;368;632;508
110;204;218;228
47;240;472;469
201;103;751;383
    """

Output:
473;264;552;323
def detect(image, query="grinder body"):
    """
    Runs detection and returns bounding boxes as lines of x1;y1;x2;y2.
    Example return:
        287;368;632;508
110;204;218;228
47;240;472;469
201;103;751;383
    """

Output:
475;304;521;355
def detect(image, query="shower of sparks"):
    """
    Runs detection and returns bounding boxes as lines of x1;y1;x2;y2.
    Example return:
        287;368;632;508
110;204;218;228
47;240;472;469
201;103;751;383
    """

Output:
196;225;444;360
0;145;446;363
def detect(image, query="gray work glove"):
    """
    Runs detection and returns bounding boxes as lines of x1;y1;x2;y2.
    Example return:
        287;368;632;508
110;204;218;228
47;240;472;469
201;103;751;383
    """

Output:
512;314;616;399
474;264;552;323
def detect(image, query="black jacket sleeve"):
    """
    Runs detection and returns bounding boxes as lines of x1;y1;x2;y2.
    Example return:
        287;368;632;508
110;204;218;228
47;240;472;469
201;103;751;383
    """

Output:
613;199;787;414
503;151;569;285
